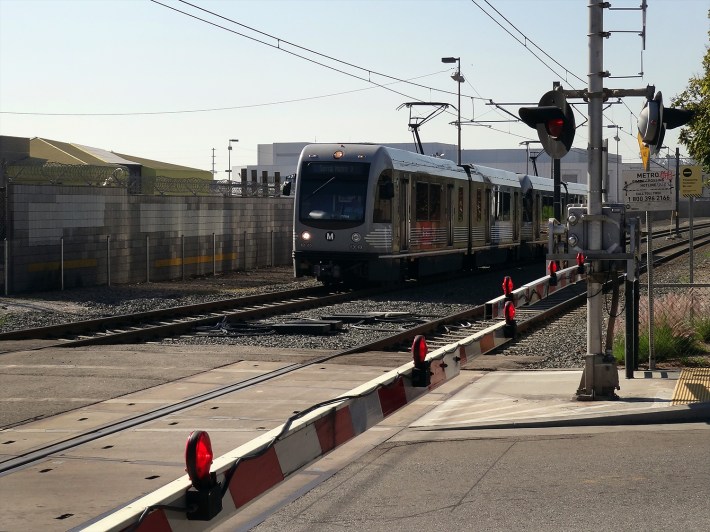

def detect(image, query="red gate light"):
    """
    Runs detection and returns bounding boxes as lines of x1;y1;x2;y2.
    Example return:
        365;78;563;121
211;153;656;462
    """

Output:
503;300;517;338
411;335;428;366
411;335;431;387
502;276;514;297
186;430;214;490
548;260;559;287
504;301;516;323
546;118;565;139
576;253;585;274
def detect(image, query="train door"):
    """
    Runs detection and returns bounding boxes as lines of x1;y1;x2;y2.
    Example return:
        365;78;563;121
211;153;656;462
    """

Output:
447;184;454;246
482;188;493;244
513;191;520;241
485;187;492;243
533;192;540;240
399;177;410;251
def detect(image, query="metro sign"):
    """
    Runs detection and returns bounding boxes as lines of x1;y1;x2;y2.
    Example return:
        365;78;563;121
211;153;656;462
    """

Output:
622;168;674;212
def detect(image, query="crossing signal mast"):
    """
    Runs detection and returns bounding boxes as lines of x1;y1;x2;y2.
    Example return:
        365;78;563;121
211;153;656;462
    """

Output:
520;2;693;400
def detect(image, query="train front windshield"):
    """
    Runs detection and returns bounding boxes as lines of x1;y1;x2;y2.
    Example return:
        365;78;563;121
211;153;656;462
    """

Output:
298;161;370;223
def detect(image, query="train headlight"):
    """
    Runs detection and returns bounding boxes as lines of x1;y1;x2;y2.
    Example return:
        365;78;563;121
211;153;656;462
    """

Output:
568;234;578;247
333;150;344;159
301;231;312;241
351;232;362;243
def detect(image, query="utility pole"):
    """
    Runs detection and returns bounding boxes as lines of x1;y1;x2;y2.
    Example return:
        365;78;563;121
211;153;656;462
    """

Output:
577;1;619;399
520;2;692;398
211;148;216;177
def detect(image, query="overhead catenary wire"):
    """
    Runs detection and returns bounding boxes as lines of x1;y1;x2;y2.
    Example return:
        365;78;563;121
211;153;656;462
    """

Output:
472;0;588;89
3;0;640;159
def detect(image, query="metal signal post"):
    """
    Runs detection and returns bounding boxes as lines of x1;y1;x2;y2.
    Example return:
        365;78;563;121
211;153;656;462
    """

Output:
577;1;619;400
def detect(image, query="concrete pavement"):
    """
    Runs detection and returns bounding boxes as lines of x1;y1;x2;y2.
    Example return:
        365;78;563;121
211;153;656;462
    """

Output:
227;367;710;531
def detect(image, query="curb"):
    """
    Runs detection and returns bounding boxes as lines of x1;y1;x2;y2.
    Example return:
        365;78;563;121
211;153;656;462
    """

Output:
415;401;710;431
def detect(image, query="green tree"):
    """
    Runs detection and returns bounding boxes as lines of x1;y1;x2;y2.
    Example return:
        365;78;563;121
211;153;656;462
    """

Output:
671;9;710;173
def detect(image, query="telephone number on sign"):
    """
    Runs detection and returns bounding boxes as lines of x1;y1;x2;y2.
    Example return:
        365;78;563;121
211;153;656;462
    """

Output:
630;195;670;202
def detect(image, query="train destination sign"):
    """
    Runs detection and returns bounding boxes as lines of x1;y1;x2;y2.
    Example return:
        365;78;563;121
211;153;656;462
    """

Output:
622;168;674;212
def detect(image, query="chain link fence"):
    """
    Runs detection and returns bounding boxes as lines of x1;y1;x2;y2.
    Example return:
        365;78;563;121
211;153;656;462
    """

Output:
612;246;710;366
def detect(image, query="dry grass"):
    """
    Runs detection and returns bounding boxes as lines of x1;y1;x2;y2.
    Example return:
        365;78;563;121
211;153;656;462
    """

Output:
613;288;710;368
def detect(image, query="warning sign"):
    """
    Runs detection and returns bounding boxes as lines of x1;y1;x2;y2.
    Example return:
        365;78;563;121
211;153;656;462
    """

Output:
622;168;674;212
679;165;702;197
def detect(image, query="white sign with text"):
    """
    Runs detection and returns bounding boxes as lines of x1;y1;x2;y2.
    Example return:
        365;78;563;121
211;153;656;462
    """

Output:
622;168;674;212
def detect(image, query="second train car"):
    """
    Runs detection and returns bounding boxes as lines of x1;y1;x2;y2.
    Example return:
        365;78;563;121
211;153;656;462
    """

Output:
290;143;586;285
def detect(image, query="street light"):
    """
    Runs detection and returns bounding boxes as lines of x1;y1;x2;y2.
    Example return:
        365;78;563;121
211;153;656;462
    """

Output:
227;139;239;186
606;125;622;201
442;57;464;165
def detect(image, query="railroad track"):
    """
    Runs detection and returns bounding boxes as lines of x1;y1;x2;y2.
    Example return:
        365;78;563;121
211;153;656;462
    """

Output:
0;285;379;348
3;231;707;477
1;222;708;351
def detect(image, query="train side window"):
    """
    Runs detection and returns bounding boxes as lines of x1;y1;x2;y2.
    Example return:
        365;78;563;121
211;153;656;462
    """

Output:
416;182;442;222
522;190;533;223
494;189;511;221
416;182;429;221
429;184;441;220
541;195;554;221
373;172;392;223
457;187;464;222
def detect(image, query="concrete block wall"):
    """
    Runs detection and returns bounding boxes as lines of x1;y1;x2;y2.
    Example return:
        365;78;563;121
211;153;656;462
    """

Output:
4;184;294;293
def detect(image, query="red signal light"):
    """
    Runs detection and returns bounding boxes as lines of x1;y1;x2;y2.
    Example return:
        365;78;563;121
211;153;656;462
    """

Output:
503;300;516;338
546;118;565;139
411;335;431;387
186;430;214;490
576;253;585;274
502;276;514;297
548;260;559;287
504;301;516;323
411;335;428;366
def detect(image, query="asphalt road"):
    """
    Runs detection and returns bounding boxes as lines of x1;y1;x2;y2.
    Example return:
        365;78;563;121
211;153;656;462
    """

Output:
252;423;710;532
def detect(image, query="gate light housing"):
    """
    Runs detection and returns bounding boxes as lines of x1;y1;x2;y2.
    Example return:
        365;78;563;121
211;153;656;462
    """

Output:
503;301;517;338
411;335;431;387
185;430;222;521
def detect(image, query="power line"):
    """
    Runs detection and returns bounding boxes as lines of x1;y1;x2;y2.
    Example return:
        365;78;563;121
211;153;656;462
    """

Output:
175;0;482;100
0;72;445;116
471;0;646;154
471;0;587;90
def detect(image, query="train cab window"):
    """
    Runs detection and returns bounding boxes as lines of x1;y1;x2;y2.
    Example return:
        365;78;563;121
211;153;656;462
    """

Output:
416;182;442;222
373;172;393;223
298;161;369;223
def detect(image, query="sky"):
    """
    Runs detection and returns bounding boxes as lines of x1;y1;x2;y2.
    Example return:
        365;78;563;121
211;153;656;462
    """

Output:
0;0;708;175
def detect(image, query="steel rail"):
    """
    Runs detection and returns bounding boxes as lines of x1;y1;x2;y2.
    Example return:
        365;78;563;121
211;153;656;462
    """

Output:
2;232;706;476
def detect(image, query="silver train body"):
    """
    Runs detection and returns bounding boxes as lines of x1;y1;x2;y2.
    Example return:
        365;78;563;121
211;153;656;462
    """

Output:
292;143;586;284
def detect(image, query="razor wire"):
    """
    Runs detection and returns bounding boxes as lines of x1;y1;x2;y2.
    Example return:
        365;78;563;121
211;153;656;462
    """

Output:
4;163;282;196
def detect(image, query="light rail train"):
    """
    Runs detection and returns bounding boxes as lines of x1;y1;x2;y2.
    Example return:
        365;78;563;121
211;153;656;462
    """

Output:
290;143;586;284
